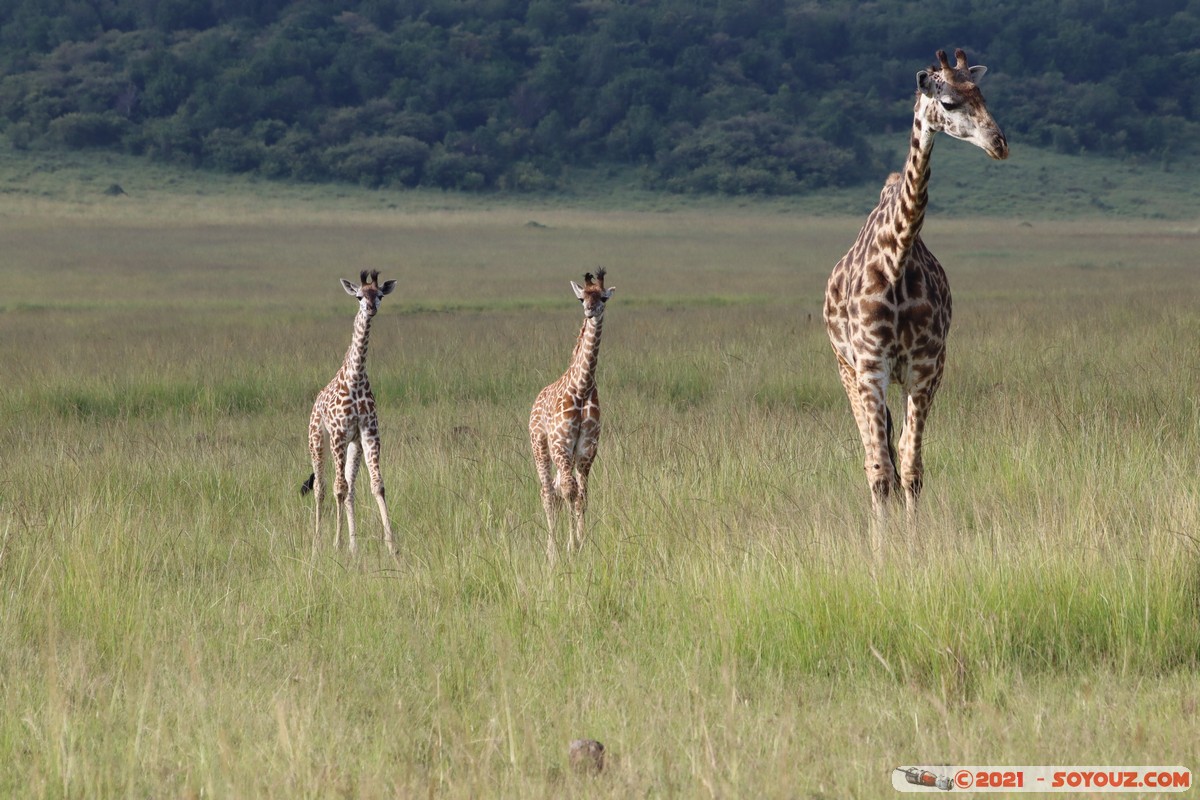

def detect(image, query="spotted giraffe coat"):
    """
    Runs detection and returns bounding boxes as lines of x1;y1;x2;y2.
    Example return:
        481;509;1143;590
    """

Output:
530;270;614;559
303;270;397;553
822;49;1007;518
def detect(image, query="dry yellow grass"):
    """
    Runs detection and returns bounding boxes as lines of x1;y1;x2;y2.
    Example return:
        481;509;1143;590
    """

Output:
0;162;1197;796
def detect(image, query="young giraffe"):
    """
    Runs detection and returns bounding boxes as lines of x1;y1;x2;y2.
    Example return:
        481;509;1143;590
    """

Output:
824;49;1008;521
529;269;615;561
301;269;397;554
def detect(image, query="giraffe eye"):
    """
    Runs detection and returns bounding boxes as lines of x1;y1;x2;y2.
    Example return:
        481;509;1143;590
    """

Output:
940;98;962;111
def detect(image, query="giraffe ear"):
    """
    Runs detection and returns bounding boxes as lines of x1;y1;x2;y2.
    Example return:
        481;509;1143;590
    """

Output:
601;287;615;300
968;65;987;83
571;281;585;299
379;279;397;295
340;279;359;297
916;70;934;96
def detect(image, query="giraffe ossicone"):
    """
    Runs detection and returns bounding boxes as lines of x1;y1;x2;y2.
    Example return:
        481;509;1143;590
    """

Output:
529;268;614;562
302;269;398;554
823;48;1007;522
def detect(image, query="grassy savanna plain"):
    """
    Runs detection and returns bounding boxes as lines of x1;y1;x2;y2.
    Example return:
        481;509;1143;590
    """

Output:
0;149;1199;797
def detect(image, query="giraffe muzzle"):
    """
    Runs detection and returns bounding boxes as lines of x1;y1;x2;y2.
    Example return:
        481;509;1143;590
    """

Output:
988;131;1009;160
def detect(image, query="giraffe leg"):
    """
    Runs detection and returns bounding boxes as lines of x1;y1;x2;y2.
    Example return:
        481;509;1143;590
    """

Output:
834;350;869;443
571;423;600;551
329;434;349;550
855;366;898;520
308;412;326;544
838;352;897;519
530;430;561;561
897;395;927;519
361;429;395;555
571;466;591;551
898;368;942;520
549;441;577;559
551;445;577;507
343;439;362;555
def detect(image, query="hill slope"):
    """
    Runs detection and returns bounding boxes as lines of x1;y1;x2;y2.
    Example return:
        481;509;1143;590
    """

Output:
0;0;1197;195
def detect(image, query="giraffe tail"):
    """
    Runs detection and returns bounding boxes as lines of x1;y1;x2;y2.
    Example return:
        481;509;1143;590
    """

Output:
300;473;315;496
885;406;898;478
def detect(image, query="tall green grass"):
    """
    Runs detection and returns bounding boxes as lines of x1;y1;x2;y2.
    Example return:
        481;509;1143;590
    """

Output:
0;176;1197;796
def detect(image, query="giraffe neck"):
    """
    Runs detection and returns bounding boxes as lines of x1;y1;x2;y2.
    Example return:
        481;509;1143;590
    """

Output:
340;308;373;385
886;96;937;271
565;315;603;396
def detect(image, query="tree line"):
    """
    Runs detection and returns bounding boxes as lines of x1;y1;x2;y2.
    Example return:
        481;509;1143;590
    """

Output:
0;0;1196;194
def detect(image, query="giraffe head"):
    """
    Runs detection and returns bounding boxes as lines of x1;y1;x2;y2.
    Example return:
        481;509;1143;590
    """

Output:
340;269;396;317
570;269;615;320
916;48;1008;160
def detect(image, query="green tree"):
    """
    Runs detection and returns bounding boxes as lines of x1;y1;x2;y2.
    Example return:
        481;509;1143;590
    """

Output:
0;0;1195;193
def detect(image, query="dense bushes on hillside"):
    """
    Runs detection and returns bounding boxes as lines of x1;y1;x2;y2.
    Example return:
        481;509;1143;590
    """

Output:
0;0;1196;193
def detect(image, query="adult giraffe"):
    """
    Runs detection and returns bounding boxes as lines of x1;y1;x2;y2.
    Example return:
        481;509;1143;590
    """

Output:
824;49;1008;521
